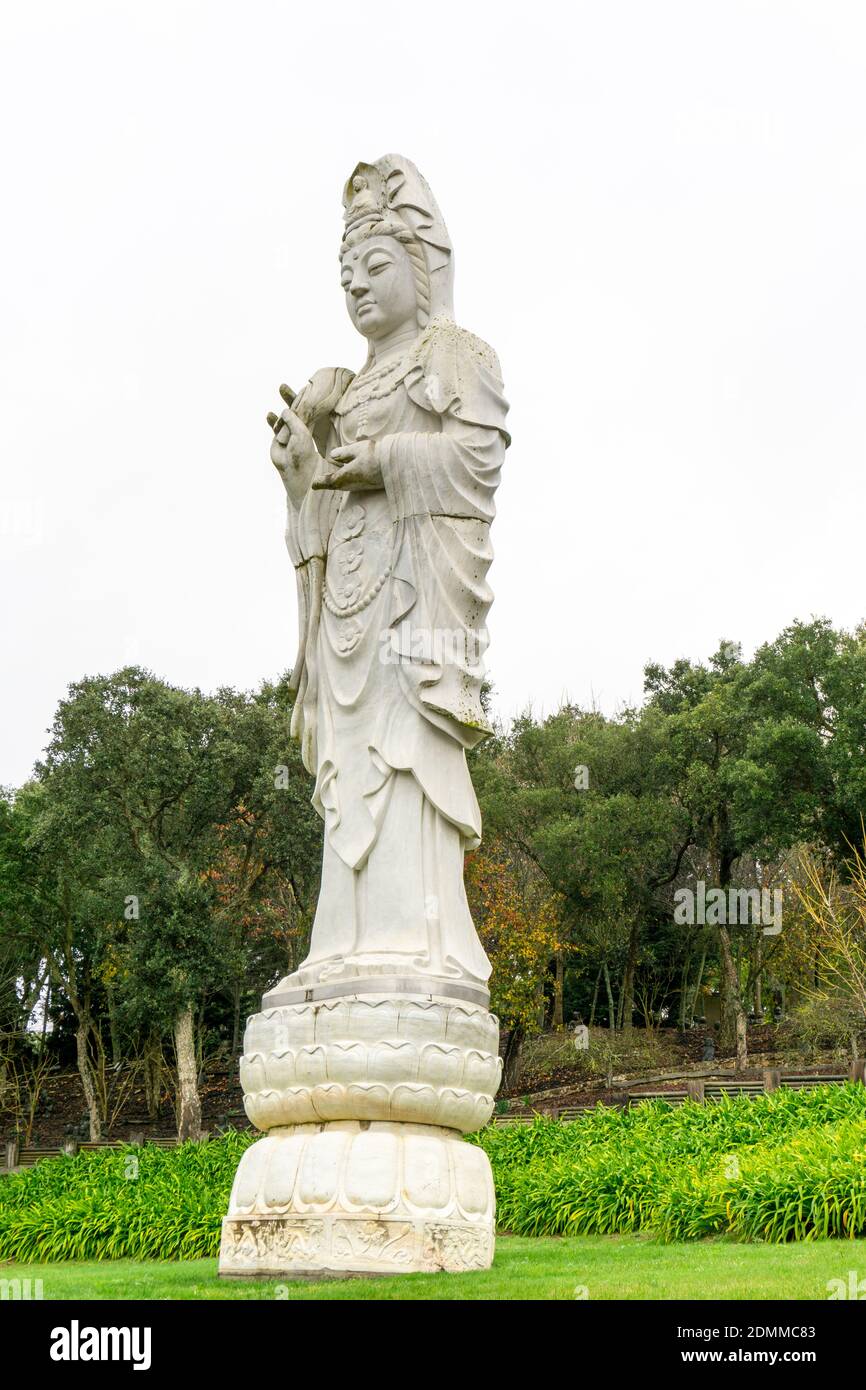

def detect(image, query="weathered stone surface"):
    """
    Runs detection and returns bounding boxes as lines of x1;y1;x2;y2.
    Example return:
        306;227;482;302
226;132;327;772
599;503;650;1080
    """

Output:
240;997;501;1132
222;155;507;1276
219;1121;495;1277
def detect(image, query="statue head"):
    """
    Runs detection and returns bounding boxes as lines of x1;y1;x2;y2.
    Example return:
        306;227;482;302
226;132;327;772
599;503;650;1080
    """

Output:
340;234;420;342
339;155;454;344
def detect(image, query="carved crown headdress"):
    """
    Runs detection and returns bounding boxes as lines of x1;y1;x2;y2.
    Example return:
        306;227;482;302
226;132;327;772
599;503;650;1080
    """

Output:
340;154;454;326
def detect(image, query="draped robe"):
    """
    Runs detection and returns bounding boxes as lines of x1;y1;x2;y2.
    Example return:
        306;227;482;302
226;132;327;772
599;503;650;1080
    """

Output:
281;316;509;990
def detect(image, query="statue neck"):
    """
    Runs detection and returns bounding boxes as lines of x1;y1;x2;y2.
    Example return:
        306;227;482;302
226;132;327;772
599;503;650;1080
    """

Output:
369;323;419;366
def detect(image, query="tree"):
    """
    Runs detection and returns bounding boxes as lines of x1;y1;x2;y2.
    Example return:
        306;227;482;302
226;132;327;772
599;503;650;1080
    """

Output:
465;839;561;1088
474;705;689;1035
37;668;283;1140
794;841;866;1034
643;633;833;1064
0;782;114;1139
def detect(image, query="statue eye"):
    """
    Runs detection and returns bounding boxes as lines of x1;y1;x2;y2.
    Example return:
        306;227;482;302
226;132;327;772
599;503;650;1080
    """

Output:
368;259;390;276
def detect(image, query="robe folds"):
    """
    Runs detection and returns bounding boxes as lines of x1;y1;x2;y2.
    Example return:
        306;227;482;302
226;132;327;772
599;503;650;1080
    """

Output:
283;315;509;988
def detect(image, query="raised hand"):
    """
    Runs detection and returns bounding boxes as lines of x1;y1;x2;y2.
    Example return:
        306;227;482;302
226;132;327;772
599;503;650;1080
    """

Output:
267;384;320;506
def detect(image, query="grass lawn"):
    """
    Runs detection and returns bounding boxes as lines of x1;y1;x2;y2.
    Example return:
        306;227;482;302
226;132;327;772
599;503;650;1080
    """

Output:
3;1234;863;1300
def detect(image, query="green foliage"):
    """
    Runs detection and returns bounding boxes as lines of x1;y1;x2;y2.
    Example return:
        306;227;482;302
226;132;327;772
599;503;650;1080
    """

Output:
517;1027;678;1090
3;1090;866;1262
781;995;866;1062
0;1133;255;1262
473;1084;866;1242
3;1236;864;1300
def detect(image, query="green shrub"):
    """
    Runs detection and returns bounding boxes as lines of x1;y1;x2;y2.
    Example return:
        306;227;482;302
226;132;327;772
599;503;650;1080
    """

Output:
515;1028;678;1091
780;995;866;1062
474;1084;866;1243
3;1087;865;1261
0;1131;255;1262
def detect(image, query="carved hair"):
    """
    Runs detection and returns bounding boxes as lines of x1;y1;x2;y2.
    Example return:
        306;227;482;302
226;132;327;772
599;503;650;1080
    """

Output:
340;217;431;329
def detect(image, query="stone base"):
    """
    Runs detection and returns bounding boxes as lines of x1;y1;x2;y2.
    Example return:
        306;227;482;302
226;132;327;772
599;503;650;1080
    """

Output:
240;994;501;1132
219;1121;495;1277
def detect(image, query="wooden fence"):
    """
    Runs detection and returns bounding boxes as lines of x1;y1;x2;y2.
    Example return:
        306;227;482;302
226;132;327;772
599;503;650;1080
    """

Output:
492;1061;866;1125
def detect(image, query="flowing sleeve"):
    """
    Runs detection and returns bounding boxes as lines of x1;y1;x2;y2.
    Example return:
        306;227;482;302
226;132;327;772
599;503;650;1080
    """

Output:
283;367;353;771
376;319;509;524
373;319;509;749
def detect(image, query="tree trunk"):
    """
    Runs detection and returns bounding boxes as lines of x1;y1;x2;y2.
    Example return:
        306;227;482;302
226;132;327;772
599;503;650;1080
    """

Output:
735;1006;748;1069
143;1028;163;1122
621;920;639;1033
502;1025;525;1091
174;1005;202;1142
231;981;242;1056
689;943;708;1023
603;963;616;1031
76;1022;102;1142
107;989;121;1066
588;967;601;1026
553;950;565;1030
752;933;763;1018
678;949;691;1030
718;925;748;1070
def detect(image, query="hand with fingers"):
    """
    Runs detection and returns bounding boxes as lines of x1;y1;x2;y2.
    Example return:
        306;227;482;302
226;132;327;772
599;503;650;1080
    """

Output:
311;439;383;492
267;384;321;506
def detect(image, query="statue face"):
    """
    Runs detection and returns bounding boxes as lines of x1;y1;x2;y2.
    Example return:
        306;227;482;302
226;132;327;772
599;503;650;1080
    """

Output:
340;236;417;340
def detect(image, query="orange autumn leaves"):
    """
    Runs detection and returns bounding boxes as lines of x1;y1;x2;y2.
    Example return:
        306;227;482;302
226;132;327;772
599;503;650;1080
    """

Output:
465;841;563;1033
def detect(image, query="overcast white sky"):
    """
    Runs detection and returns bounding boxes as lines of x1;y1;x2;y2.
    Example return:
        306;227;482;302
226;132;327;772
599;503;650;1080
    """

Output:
1;1;865;788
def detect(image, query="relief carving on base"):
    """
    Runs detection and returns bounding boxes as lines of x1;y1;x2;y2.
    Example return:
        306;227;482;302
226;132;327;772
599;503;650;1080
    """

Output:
219;1214;495;1275
220;1217;325;1269
331;1218;416;1266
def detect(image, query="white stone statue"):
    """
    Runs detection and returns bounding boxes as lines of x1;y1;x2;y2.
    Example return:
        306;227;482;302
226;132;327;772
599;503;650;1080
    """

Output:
220;155;509;1279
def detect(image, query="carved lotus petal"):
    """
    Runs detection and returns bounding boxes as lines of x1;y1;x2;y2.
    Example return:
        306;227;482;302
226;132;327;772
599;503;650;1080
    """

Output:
231;1132;273;1211
418;1042;463;1088
314;999;352;1043
244;1089;302;1131
437;1089;478;1132
344;1082;391;1120
389;1083;440;1126
276;1005;316;1047
454;1141;495;1217
243;1016;273;1056
370;1041;418;1085
398;1001;448;1043
326;1042;368;1084
472;1094;495;1129
294;1046;328;1086
296;1127;350;1206
343;1129;400;1208
261;1050;298;1090
239;1053;267;1094
443;1005;492;1050
260;1134;306;1211
462;1049;499;1094
277;1089;320;1125
402;1131;452;1213
348;999;398;1040
310;1083;351;1121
